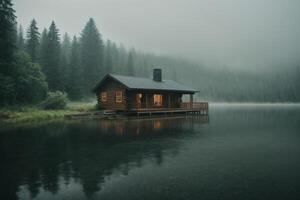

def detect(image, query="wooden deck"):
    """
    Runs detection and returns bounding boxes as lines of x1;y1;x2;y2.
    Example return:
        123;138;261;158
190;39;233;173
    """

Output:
127;102;209;116
65;102;209;119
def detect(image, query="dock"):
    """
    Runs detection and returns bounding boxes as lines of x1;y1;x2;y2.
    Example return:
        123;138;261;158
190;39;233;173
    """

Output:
128;102;208;116
65;102;208;120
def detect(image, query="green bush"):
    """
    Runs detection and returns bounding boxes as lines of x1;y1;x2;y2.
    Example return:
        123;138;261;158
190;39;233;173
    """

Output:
41;91;69;110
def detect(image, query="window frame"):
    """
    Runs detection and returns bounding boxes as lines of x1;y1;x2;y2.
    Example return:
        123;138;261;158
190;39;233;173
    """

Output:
101;92;107;102
115;91;123;103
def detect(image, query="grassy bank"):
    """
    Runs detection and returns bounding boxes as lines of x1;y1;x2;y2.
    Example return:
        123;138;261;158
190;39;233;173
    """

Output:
0;102;96;124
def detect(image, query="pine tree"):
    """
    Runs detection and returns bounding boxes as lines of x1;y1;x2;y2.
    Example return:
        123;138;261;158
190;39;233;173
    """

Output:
80;18;104;95
39;28;48;73
141;57;150;77
17;24;25;51
14;52;48;103
61;33;71;90
126;50;135;76
104;39;113;74
111;42;120;73
118;43;127;74
61;33;71;65
0;0;17;105
42;21;62;91
67;36;83;99
0;0;17;76
26;19;40;62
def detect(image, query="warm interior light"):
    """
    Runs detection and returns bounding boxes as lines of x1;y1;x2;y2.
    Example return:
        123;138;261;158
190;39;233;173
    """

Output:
153;94;162;106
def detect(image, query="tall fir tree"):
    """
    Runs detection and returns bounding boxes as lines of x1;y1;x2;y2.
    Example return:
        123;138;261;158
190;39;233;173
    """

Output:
80;18;104;95
17;24;25;51
67;36;83;99
126;50;135;76
0;0;16;76
111;42;120;73
42;21;62;91
104;39;113;74
61;33;71;65
39;28;48;64
61;33;71;90
0;0;17;105
26;19;40;62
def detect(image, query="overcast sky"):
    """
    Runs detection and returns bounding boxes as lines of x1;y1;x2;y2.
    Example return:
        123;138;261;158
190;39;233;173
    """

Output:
14;0;300;69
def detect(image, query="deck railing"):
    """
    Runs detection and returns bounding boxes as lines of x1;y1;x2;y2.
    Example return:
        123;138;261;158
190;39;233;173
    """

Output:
180;102;209;110
130;102;209;111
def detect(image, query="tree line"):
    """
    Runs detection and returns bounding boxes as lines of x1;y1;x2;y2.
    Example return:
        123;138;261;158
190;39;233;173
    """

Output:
1;0;299;106
0;0;150;105
16;18;147;101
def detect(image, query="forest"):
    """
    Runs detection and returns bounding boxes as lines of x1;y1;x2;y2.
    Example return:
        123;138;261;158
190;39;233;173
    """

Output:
1;0;300;108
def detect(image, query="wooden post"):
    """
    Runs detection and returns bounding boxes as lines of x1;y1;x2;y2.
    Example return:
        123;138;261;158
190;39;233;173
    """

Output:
189;94;193;109
145;93;148;109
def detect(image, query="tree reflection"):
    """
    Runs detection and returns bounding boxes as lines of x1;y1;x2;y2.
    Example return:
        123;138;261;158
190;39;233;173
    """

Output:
0;116;208;200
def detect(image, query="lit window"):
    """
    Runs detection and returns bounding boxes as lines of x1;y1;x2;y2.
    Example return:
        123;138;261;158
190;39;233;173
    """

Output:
153;94;162;106
116;91;123;103
101;92;107;102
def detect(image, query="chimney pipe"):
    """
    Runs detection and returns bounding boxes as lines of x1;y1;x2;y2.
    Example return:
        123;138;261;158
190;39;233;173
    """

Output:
153;68;162;82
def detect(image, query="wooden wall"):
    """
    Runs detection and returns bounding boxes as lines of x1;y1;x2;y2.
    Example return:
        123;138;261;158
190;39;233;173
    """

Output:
96;79;127;110
95;78;188;111
127;91;183;110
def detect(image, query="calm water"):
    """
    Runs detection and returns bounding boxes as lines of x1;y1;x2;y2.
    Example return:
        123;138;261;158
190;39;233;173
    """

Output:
1;104;300;200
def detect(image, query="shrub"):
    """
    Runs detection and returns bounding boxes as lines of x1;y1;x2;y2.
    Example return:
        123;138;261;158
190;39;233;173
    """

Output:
13;52;48;104
41;91;69;110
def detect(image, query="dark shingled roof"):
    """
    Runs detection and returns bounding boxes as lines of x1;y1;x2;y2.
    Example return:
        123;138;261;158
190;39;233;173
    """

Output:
94;74;197;93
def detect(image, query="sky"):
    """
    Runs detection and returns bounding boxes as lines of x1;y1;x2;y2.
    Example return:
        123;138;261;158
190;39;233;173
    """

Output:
14;0;300;70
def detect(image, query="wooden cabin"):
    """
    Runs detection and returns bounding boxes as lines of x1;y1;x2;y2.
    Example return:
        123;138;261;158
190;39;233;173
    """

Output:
93;69;208;114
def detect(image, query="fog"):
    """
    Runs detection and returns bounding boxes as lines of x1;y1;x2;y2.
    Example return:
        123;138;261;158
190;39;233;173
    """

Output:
15;0;300;69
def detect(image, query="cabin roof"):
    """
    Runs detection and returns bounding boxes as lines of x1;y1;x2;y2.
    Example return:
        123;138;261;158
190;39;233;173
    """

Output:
94;74;197;93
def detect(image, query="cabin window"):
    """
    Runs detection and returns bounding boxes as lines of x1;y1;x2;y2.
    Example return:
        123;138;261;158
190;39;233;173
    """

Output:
101;92;107;102
115;91;123;103
153;94;163;106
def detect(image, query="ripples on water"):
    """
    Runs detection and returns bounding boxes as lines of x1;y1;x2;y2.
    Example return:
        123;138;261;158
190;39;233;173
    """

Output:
0;104;300;200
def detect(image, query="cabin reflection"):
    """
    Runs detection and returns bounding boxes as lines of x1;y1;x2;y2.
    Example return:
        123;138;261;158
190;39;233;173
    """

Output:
0;116;208;200
97;116;209;137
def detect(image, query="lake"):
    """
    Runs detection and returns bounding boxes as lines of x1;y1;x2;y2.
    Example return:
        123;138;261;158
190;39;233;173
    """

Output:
1;104;300;200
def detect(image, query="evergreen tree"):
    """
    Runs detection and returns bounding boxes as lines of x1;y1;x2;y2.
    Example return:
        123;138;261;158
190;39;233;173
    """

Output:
0;0;17;105
111;42;120;73
104;39;113;74
61;33;71;90
141;57;150;77
0;0;16;76
80;18;104;95
126;50;135;76
14;52;48;103
67;36;83;99
118;43;127;74
17;24;25;51
42;21;62;91
39;28;48;64
26;19;40;62
61;33;71;65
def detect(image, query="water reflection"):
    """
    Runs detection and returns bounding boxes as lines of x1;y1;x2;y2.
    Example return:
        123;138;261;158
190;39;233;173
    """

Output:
1;105;300;200
0;116;208;200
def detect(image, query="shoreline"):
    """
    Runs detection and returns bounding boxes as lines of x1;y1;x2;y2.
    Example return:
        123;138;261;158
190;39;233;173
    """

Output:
1;102;299;126
0;102;96;125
